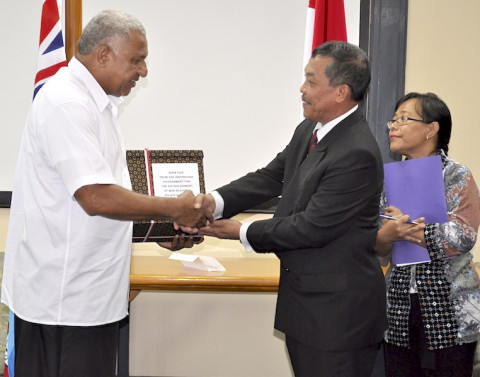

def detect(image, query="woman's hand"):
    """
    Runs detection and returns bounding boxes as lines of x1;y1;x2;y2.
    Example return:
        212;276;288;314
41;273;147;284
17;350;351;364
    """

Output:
383;206;426;243
376;206;426;262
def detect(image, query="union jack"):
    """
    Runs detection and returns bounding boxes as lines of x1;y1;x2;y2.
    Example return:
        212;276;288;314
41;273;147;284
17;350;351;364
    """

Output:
33;0;67;99
4;1;67;375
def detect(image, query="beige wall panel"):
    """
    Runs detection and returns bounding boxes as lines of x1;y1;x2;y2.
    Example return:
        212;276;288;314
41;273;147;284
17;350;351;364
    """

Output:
129;290;293;377
405;1;480;261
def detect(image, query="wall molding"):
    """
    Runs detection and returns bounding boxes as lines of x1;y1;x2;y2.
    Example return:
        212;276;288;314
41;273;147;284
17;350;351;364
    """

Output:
0;192;12;208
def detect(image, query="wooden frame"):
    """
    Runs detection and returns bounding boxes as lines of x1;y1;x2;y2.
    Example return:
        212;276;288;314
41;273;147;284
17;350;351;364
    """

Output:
65;0;82;61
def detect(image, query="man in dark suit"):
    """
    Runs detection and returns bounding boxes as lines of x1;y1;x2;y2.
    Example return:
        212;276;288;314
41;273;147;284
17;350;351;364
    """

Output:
195;41;386;377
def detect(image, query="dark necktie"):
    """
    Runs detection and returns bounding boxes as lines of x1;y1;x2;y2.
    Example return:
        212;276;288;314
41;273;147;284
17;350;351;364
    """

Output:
308;129;318;153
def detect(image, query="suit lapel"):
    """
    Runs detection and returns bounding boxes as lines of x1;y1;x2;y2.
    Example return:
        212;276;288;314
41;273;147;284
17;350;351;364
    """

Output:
315;109;362;151
276;110;364;216
298;110;362;168
302;110;363;174
294;121;317;169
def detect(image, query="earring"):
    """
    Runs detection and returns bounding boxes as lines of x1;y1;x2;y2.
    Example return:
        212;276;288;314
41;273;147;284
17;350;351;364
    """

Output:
426;136;429;140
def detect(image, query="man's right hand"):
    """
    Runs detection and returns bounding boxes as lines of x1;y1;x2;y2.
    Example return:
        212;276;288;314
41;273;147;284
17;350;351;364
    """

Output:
175;191;214;230
193;193;216;214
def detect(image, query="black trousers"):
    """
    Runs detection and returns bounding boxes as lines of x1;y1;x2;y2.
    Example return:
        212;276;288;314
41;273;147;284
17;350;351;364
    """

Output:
14;314;121;377
286;335;380;377
385;294;477;377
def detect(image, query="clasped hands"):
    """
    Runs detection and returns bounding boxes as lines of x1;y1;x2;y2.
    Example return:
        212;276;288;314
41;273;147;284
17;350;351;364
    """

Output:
161;191;241;251
174;192;242;240
381;205;426;245
155;191;208;251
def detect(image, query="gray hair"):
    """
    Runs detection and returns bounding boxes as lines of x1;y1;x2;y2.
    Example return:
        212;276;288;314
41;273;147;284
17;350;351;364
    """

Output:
77;9;146;55
312;41;370;102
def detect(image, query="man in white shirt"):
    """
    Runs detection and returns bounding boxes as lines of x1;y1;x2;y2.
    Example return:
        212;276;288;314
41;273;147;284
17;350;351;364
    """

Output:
1;9;212;377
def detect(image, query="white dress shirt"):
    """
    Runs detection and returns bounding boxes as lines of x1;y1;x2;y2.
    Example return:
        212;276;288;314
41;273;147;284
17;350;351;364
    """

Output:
1;57;133;326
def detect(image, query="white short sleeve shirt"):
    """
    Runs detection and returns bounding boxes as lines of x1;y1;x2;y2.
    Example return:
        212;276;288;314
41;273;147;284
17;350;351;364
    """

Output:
1;58;133;326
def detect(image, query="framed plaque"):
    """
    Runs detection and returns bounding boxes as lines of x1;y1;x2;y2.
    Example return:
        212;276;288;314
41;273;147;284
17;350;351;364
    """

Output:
127;149;205;242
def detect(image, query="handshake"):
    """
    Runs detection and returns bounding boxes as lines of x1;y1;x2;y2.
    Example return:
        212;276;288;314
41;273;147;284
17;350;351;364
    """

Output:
173;191;241;240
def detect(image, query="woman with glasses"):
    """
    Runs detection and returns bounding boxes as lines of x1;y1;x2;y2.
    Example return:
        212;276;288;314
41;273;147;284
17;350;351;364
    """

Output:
376;92;480;376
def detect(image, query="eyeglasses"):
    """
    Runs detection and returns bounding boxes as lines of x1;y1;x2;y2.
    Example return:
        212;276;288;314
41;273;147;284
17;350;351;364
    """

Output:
387;116;428;129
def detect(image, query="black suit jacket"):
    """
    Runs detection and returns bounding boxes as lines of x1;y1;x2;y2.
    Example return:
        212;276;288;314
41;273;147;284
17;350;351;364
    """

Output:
217;110;387;351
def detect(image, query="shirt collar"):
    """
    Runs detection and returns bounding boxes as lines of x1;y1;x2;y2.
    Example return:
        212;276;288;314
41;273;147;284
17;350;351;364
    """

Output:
405;150;448;169
69;57;123;113
313;104;358;133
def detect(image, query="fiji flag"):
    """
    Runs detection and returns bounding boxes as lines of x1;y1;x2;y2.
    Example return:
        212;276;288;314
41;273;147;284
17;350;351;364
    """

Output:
33;0;68;99
4;1;67;375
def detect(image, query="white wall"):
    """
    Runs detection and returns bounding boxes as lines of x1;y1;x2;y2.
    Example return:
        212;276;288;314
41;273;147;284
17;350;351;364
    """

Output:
82;0;305;193
0;2;42;191
1;0;359;193
1;0;307;192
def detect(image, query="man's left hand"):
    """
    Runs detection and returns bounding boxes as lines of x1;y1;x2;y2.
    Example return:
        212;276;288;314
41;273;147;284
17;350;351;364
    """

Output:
200;219;241;240
157;234;204;251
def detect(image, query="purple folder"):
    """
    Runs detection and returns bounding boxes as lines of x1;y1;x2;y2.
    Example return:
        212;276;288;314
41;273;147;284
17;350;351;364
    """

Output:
383;155;448;265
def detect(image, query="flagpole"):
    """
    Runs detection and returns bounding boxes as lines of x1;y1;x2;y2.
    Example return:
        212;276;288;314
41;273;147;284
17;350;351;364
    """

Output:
65;0;82;62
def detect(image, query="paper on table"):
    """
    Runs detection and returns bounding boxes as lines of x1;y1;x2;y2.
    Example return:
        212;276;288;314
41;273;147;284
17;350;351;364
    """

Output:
169;252;226;272
383;155;448;266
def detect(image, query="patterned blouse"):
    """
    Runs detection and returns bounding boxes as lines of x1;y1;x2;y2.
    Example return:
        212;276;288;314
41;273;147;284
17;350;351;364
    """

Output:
380;151;480;350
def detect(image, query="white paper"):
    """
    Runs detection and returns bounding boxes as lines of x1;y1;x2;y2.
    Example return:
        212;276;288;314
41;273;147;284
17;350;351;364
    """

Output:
169;252;226;272
151;163;200;197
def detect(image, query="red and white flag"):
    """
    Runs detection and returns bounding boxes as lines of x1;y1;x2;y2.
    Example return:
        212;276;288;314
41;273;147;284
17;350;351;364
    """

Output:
5;1;67;376
303;0;348;69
